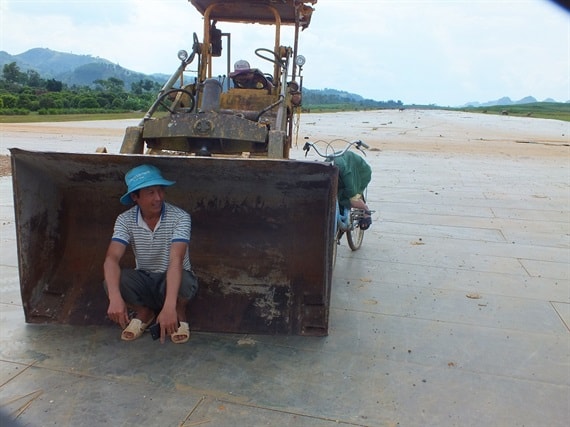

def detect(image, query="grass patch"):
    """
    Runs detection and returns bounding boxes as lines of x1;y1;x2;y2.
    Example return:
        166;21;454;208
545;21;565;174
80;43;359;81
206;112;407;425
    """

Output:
1;103;568;123
304;102;569;122
303;104;386;113
457;102;570;122
0;112;144;124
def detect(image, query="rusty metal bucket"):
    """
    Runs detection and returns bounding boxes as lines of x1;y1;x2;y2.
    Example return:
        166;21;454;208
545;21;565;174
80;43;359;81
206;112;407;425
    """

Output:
10;148;337;336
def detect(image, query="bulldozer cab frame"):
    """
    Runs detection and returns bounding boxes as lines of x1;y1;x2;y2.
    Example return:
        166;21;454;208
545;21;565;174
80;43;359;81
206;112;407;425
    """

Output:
10;0;336;337
122;0;316;159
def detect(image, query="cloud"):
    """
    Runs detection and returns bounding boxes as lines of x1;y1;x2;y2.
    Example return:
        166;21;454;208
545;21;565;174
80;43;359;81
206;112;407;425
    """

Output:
1;0;568;105
1;1;199;70
300;0;569;104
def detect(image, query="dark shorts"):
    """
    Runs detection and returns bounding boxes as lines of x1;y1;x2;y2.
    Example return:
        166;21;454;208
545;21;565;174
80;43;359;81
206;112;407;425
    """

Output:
105;269;198;312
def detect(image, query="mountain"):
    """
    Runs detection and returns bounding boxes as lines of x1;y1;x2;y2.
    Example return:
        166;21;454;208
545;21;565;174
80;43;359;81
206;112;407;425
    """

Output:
461;95;551;108
317;88;364;102
2;48;377;104
514;96;538;104
1;48;111;77
56;62;163;87
0;48;167;88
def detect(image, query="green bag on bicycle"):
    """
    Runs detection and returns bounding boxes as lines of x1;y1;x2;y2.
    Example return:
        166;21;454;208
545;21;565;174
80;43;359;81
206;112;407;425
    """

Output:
335;150;372;209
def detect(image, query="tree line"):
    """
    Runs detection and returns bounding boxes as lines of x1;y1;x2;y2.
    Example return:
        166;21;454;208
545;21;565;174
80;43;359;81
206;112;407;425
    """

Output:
1;61;403;116
302;90;403;110
0;62;162;115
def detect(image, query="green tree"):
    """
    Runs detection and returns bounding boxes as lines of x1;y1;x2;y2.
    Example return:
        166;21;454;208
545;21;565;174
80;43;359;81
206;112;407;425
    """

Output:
46;79;64;92
94;77;125;92
0;93;18;108
131;79;160;95
78;96;99;109
95;92;115;108
111;97;125;109
2;62;25;84
26;70;44;88
16;89;36;110
39;92;64;109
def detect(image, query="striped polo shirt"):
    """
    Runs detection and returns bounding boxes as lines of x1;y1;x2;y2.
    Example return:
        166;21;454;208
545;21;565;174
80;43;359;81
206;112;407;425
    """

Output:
111;202;192;272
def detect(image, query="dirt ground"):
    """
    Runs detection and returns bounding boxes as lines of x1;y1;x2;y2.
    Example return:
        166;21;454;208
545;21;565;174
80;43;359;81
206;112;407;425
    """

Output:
1;110;568;177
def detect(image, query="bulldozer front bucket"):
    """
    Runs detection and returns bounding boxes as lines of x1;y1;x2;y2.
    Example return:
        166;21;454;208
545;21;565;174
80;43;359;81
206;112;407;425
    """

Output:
10;149;338;336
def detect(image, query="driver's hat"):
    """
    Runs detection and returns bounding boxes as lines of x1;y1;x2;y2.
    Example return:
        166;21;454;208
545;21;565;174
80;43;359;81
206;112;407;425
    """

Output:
230;60;251;77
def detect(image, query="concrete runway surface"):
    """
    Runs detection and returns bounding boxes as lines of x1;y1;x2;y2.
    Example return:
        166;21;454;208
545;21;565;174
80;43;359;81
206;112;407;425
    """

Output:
0;110;568;426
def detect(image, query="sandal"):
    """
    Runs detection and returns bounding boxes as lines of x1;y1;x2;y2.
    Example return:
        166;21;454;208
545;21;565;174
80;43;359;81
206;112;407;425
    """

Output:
171;321;190;344
121;316;155;341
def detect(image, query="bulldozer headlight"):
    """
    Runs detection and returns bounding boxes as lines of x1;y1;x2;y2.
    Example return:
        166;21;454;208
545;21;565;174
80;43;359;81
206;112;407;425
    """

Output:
177;50;189;61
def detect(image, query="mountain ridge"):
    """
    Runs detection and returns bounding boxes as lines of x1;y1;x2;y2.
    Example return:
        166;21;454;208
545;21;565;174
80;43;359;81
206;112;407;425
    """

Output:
460;95;564;107
0;47;167;88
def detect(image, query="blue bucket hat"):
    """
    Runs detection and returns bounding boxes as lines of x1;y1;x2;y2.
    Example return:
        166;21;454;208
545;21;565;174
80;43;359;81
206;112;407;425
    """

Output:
120;164;175;205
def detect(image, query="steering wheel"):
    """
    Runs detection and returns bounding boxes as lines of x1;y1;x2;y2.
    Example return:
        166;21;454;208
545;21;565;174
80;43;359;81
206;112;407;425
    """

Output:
255;48;283;67
181;32;201;65
155;88;195;114
192;32;200;54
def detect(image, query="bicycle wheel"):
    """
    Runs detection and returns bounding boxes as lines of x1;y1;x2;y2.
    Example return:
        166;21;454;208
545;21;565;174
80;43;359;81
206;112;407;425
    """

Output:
346;210;365;250
332;229;340;269
332;202;345;269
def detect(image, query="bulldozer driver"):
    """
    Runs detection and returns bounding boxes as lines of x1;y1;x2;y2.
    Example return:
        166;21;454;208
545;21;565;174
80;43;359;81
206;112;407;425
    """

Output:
103;164;198;344
229;59;273;90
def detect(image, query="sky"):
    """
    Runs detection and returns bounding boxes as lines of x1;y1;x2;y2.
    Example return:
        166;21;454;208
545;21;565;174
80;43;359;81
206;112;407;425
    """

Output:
0;0;568;106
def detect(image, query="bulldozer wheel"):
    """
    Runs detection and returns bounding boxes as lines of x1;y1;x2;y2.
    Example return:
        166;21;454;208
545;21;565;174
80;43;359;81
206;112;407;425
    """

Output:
156;88;195;114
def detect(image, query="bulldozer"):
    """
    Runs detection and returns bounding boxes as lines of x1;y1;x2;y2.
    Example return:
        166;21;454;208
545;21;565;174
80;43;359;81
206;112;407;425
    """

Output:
10;0;338;336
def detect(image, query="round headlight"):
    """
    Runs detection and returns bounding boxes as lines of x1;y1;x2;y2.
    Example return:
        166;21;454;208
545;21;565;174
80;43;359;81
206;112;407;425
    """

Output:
177;50;189;61
295;55;306;67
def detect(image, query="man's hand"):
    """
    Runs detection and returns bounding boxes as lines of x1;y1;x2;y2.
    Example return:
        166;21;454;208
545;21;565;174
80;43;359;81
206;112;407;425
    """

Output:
104;241;129;328
107;297;129;329
157;241;188;343
157;306;179;344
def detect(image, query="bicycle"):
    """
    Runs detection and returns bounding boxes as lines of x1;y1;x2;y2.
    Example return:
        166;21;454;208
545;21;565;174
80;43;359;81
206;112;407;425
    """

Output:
302;139;374;265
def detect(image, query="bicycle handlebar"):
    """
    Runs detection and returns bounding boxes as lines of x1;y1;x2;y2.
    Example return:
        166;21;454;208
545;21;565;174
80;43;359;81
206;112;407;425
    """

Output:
303;139;369;159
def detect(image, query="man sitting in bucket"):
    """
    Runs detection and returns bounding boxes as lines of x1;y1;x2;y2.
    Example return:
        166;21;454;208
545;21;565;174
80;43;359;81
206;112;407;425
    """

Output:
103;164;198;343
